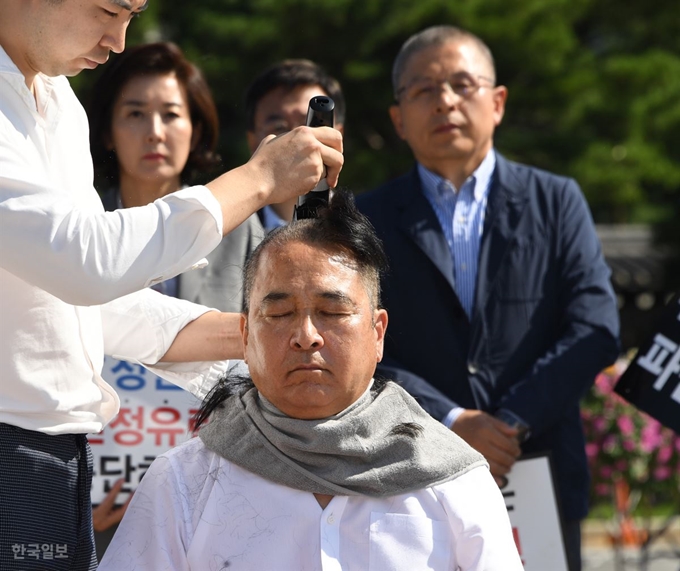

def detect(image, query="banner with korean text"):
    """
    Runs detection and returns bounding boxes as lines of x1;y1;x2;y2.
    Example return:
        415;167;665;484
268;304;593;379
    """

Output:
88;356;201;504
615;292;680;434
502;453;568;571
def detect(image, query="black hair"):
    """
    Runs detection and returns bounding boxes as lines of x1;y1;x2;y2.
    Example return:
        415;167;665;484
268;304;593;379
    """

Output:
244;59;346;131
242;188;388;313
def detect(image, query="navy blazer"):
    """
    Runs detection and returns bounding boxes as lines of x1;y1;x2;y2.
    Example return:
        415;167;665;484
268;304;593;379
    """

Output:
356;153;620;520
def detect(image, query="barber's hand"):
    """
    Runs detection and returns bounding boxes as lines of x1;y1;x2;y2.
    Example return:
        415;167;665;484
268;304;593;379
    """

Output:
92;478;133;532
452;410;522;486
247;126;343;204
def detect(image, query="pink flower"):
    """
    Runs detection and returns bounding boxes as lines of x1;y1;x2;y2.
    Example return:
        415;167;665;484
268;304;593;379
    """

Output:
616;460;628;471
600;466;613;479
595;374;614;394
617;416;635;436
657;445;673;464
641;424;663;453
593;417;607;432
595;483;610;496
603;435;617;452
653;466;672;481
586;443;599;460
623;439;636;452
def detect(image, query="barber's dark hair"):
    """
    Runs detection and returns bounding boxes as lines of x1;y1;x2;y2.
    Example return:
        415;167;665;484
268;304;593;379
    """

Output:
242;188;388;314
88;42;220;189
243;59;346;131
392;25;496;96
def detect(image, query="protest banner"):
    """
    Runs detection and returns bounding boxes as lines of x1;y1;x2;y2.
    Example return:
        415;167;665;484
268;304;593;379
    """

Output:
88;356;201;504
503;453;568;571
615;292;680;434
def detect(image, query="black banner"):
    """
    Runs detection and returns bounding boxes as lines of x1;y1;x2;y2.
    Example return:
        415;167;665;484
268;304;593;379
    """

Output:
615;292;680;434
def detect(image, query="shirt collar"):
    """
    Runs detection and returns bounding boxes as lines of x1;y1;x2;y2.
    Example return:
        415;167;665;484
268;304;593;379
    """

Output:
0;44;59;118
418;149;496;203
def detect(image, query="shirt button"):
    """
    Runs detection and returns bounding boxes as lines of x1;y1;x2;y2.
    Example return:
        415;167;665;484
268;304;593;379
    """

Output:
460;263;467;271
468;362;478;374
327;514;335;524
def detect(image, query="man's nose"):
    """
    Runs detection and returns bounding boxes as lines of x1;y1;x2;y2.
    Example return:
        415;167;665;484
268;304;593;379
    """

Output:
435;81;461;111
291;316;324;350
101;20;129;54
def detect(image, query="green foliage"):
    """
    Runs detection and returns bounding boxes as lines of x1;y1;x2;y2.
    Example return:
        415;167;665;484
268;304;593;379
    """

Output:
73;0;679;255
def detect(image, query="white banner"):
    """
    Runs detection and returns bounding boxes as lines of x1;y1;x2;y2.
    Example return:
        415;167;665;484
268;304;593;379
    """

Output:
503;454;569;571
88;356;201;504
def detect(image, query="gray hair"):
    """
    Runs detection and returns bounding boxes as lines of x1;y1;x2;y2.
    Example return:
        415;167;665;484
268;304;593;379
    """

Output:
392;26;496;96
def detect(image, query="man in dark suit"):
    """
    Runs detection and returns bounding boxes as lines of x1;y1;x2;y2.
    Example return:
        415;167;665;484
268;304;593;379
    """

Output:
356;25;620;571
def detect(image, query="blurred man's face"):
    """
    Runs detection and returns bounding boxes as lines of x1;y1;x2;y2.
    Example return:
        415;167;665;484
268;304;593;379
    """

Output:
389;38;507;178
17;0;147;82
247;84;343;152
241;241;387;419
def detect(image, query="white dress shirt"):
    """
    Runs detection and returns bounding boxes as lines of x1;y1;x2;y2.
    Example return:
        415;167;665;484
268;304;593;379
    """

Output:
99;437;523;571
0;47;229;434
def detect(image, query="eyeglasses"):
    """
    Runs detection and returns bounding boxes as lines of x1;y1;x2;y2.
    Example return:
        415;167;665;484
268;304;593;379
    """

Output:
395;72;495;104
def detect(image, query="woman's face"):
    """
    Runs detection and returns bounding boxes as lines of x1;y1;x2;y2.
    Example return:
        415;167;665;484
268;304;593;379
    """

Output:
110;72;194;193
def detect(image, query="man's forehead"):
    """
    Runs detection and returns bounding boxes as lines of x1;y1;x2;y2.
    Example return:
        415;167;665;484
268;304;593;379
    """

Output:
254;244;359;287
403;40;486;78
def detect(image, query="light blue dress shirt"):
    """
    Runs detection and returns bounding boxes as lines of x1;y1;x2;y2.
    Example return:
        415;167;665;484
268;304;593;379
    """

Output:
418;150;496;320
417;150;496;427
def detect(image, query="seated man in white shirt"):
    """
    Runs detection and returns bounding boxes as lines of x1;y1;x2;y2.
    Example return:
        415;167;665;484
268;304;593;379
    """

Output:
99;189;523;571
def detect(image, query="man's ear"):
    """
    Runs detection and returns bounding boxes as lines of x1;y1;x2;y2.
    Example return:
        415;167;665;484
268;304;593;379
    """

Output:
240;314;249;363
374;308;388;363
389;105;406;140
492;86;508;127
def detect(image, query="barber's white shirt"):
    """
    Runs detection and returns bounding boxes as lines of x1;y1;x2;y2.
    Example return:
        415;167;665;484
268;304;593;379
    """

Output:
0;46;229;434
99;437;523;571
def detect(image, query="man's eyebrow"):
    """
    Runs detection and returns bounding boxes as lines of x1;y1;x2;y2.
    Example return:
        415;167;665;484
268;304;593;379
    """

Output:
262;113;286;124
261;292;291;306
109;0;149;12
318;291;355;305
259;291;356;306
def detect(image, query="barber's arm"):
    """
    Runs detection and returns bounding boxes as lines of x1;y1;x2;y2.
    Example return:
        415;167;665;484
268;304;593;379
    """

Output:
495;179;620;436
100;289;241;398
160;311;242;362
0;126;342;306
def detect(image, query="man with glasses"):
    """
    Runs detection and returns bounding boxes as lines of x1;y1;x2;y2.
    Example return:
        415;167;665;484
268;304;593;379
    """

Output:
357;25;620;571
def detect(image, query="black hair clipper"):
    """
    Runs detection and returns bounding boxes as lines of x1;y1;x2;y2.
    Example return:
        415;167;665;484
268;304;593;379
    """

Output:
293;96;335;220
